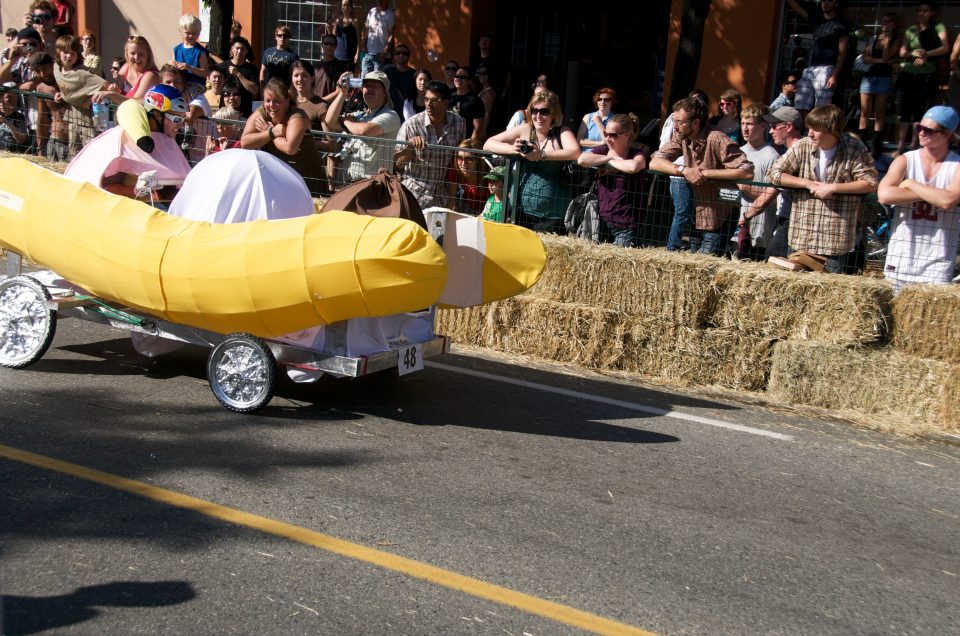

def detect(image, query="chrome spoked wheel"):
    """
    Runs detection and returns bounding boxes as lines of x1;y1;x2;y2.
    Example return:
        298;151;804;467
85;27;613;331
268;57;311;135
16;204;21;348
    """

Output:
0;275;56;369
207;333;276;413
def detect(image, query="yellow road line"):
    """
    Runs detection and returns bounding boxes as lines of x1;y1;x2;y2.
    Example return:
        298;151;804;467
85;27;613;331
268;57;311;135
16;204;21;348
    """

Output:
0;443;655;636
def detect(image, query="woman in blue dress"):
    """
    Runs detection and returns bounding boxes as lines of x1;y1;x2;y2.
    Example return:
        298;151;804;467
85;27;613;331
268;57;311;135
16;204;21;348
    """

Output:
576;87;617;149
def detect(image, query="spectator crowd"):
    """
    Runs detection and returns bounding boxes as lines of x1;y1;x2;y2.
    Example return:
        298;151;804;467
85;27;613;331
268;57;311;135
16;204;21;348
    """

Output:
0;0;957;293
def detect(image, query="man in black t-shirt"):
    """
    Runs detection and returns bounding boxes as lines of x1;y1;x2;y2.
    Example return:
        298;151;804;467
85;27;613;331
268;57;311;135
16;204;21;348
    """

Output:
787;0;849;119
383;42;416;119
448;66;485;140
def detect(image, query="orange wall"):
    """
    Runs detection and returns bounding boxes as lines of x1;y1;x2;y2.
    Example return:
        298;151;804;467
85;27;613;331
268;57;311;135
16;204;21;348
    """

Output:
394;0;473;78
663;0;782;115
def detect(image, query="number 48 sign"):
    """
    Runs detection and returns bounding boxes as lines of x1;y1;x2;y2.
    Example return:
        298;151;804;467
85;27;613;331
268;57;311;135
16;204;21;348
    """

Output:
397;344;424;376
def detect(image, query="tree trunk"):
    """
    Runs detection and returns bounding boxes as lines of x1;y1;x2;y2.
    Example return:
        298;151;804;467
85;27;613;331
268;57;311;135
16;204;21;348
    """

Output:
668;0;712;107
208;0;235;61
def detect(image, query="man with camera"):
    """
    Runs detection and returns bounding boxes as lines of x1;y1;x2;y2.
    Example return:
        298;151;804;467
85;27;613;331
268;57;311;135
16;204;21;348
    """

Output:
324;69;401;183
0;28;43;86
395;81;466;209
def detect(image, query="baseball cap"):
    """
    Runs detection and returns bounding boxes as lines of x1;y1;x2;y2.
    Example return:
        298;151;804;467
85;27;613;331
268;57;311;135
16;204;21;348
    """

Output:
762;106;803;129
483;165;505;181
922;105;959;133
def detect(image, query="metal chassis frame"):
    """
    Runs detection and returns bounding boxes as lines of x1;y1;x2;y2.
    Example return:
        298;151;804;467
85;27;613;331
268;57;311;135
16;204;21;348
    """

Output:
1;255;450;379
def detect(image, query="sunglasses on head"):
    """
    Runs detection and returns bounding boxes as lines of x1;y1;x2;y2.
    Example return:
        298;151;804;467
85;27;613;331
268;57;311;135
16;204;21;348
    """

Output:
530;107;551;116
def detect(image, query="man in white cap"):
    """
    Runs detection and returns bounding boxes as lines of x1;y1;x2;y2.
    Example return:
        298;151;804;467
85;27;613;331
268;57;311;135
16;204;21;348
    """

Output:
878;105;960;292
325;69;401;182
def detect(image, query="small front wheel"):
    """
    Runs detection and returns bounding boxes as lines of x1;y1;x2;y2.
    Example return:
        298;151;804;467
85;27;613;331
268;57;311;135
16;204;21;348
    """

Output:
0;275;57;369
207;333;276;413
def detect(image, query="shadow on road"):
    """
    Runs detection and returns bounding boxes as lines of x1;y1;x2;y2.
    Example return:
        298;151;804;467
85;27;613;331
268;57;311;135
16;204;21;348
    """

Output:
2;581;195;635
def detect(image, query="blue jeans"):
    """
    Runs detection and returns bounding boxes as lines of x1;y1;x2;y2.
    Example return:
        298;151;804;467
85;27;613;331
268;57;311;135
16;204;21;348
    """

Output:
361;51;384;75
667;177;693;251
601;220;638;248
689;231;723;256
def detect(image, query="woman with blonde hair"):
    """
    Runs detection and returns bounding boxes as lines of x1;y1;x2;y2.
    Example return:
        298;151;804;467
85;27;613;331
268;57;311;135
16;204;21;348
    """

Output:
446;138;488;215
577;112;649;246
94;35;159;104
484;90;579;232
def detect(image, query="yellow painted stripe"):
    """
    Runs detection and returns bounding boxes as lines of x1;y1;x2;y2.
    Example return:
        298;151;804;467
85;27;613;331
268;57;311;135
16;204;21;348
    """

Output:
0;443;655;636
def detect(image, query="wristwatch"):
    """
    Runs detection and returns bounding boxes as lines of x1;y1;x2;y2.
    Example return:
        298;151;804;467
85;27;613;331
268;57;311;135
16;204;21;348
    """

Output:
267;126;275;140
677;165;685;176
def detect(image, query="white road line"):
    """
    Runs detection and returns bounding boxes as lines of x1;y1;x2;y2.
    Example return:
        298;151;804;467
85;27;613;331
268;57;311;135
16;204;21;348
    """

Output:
427;362;794;441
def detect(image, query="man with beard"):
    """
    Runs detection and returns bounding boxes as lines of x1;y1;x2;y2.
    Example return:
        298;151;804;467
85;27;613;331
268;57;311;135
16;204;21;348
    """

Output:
650;96;754;256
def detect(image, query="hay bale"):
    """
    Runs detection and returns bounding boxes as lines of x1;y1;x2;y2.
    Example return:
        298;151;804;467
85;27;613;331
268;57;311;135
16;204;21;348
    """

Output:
530;235;722;324
0;150;67;173
768;340;958;432
891;284;960;363
438;297;625;369
622;319;773;391
708;261;892;344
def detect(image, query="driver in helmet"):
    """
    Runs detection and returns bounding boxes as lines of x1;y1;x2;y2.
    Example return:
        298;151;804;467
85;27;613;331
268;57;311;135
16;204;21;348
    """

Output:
95;84;190;206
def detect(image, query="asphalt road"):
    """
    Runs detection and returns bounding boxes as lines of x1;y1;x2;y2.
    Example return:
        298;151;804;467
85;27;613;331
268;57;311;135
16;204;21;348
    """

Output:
1;316;958;635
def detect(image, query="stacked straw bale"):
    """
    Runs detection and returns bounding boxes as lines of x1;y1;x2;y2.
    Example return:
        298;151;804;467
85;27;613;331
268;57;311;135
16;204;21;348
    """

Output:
529;236;720;324
768;341;958;432
890;284;960;363
707;263;892;344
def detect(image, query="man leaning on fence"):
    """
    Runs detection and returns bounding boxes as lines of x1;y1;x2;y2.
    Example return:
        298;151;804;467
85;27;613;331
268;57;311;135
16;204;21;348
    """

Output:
395;80;466;209
650;96;754;256
767;104;877;274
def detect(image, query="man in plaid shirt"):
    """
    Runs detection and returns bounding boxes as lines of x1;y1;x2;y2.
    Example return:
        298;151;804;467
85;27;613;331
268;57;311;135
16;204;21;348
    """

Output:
395;80;465;209
767;104;877;273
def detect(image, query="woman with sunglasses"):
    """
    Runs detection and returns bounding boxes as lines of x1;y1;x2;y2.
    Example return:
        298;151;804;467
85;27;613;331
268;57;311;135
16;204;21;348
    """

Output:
241;77;327;197
79;30;100;76
577;113;648;247
484;90;579;232
576;87;617;149
708;89;744;145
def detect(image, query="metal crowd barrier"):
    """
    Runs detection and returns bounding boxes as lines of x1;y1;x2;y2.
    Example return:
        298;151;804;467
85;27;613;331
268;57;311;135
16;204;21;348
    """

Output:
2;85;945;278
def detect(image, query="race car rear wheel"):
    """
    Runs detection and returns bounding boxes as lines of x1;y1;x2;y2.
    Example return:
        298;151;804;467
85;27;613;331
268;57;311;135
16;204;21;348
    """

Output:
0;275;56;369
207;333;276;413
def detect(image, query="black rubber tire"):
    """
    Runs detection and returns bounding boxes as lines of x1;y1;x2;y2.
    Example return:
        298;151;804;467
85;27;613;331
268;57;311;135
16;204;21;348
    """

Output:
0;275;57;369
206;333;277;413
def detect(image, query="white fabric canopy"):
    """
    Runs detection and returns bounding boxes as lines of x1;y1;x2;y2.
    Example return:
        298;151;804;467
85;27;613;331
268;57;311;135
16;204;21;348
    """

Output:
167;149;315;222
